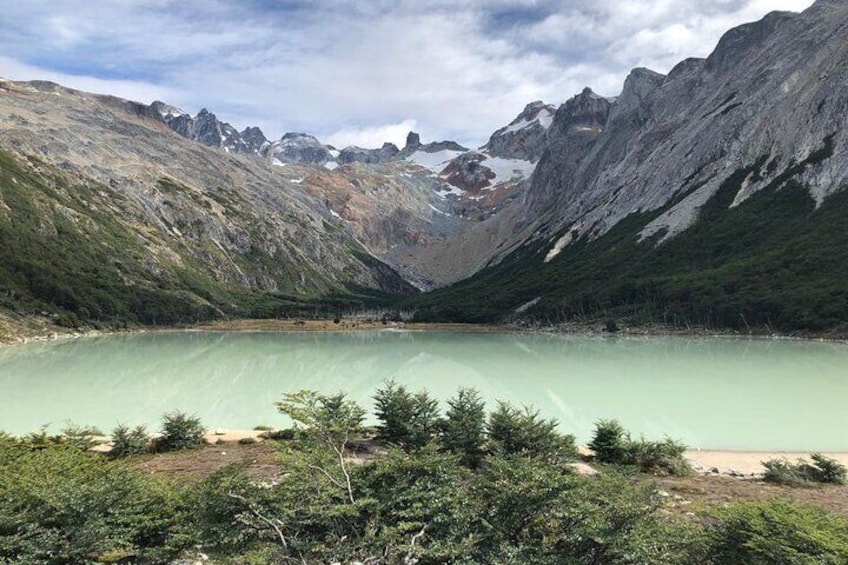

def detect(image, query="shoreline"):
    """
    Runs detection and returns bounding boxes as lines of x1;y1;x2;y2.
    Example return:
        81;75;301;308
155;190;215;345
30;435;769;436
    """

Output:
88;429;848;478
2;316;847;348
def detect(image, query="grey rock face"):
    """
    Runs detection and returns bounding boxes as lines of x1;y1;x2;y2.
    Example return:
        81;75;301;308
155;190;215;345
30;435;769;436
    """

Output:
522;0;848;250
483;100;556;161
338;142;400;164
240;126;270;154
397;132;468;159
270;132;333;165
523;89;613;219
155;105;268;156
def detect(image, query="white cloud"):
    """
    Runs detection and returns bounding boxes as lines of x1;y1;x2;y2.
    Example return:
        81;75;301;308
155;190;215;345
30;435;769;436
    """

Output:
0;56;179;104
0;0;817;148
325;120;418;150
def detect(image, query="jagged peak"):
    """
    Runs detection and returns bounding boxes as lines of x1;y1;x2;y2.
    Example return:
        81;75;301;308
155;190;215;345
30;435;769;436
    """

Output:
706;10;796;73
279;132;321;143
405;131;422;150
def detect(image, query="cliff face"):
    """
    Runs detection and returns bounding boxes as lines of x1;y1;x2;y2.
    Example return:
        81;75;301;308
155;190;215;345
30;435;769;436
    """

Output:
523;0;848;250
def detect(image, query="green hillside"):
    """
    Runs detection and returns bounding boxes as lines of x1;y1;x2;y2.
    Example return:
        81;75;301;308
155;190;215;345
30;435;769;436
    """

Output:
0;150;409;329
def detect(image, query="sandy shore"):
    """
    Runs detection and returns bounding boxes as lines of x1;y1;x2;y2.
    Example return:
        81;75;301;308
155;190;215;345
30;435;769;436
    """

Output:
684;450;848;476
182;430;848;477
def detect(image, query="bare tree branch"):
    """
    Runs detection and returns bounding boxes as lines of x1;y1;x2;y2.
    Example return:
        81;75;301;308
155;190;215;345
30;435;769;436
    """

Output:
227;491;288;550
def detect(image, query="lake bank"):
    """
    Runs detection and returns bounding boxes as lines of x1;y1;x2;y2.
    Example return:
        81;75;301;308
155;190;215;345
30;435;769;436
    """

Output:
2;313;847;348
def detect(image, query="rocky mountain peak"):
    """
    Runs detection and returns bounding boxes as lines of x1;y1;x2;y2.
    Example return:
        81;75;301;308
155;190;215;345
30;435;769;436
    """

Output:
337;143;400;165
271;132;333;165
607;67;665;127
240;126;269;154
150;100;186;119
483;100;556;162
706;10;796;73
398;132;467;160
405;132;422;151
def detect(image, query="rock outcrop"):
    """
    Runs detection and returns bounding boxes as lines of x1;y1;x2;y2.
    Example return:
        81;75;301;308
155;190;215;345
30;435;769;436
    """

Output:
482;101;556;162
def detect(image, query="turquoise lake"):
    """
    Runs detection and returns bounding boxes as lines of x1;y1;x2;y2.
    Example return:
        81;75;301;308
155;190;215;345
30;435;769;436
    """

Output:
1;331;847;450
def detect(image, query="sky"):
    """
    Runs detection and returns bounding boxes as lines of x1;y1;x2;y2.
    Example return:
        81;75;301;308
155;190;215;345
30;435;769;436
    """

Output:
0;0;815;149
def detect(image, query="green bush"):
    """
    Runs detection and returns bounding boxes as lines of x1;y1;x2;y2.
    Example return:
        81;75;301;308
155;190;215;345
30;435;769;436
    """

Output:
763;453;846;486
627;437;690;476
110;424;150;457
0;444;191;563
442;387;486;468
373;379;441;450
157;411;206;452
589;420;690;476
487;400;577;460
762;458;809;487
60;423;103;451
704;500;848;564
588;419;628;463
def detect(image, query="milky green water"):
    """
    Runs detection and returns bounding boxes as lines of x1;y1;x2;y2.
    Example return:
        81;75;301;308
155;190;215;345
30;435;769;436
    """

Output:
1;331;847;450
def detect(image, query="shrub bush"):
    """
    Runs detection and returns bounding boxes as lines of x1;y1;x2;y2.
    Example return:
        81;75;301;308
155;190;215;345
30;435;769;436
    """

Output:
589;420;690;476
0;445;192;563
627;437;690;476
763;453;846;486
588;419;628;463
487;400;577;460
704;500;848;564
373;379;441;450
442;388;486;468
157;411;206;452
110;424;150;457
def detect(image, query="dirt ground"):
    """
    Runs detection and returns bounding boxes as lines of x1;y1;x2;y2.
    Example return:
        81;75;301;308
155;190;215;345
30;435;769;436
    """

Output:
133;440;282;482
133;440;848;516
655;474;848;516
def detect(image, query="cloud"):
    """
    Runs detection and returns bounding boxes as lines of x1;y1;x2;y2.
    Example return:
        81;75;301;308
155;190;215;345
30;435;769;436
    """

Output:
0;56;179;104
0;0;816;148
325;120;418;150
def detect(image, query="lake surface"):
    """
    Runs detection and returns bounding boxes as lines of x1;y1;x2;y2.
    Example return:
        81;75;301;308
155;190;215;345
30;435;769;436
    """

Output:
1;331;847;450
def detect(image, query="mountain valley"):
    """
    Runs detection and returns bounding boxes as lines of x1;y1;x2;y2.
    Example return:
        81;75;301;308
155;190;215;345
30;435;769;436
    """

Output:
0;0;847;335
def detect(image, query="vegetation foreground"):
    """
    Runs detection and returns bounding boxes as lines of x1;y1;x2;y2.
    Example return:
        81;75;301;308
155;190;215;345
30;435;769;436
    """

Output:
2;384;847;564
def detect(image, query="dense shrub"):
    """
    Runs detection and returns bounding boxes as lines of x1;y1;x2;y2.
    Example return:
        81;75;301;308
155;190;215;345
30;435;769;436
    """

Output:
588;419;628;463
156;411;206;452
0;444;191;564
627;437;690;476
60;423;102;451
487;400;577;459
110;424;150;457
589;419;690;476
442;387;487;467
3;388;847;564
704;500;848;564
373;379;441;450
763;453;847;486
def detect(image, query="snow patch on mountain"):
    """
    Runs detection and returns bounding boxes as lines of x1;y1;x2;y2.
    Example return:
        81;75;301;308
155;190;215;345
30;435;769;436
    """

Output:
407;149;465;174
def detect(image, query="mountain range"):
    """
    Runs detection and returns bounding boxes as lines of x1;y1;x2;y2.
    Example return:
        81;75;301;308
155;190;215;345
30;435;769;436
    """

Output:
0;0;846;335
